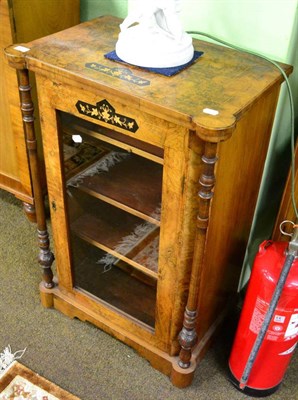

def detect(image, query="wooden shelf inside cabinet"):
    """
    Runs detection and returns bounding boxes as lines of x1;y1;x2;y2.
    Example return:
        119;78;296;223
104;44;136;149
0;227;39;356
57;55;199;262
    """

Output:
71;237;156;327
7;15;292;389
69;193;159;280
61;122;163;224
67;154;162;225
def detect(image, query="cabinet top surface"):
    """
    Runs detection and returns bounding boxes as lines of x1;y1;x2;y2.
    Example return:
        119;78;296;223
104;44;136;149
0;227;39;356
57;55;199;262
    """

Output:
6;16;291;139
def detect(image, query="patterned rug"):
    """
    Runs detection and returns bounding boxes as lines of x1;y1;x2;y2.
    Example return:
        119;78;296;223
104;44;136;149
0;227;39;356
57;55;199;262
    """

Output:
0;362;79;400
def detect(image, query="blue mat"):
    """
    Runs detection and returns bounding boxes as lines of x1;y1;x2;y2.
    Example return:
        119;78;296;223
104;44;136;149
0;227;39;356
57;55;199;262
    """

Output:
104;50;203;77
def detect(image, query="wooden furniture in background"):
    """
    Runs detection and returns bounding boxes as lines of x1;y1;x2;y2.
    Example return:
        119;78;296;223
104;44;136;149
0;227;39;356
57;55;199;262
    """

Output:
0;0;80;220
5;16;292;387
272;142;298;241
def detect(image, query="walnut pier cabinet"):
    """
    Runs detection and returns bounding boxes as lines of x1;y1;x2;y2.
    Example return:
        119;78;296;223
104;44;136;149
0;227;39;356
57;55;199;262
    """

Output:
5;16;292;387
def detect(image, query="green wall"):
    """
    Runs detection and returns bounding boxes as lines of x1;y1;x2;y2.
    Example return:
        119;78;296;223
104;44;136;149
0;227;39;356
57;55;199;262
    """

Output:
80;0;127;21
179;0;298;288
80;0;298;288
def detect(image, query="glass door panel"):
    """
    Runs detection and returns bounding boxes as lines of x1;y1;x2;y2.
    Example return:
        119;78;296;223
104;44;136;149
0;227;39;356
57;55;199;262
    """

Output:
58;111;163;328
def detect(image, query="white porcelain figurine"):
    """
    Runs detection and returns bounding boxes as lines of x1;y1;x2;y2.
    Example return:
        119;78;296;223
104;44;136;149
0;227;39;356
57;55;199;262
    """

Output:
115;0;194;68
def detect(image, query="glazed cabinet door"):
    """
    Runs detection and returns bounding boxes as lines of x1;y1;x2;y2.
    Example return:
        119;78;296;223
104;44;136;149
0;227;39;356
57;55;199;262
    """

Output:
60;111;162;329
37;77;193;353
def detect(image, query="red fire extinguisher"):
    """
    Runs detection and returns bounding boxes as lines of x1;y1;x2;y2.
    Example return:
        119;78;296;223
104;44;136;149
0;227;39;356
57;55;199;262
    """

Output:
229;223;298;397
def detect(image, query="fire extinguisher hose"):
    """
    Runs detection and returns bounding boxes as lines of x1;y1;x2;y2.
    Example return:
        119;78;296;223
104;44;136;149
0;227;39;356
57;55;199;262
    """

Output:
239;228;298;390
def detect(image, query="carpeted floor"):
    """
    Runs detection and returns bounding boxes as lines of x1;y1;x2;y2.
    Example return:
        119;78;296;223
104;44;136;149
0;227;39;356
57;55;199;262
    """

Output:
0;189;297;400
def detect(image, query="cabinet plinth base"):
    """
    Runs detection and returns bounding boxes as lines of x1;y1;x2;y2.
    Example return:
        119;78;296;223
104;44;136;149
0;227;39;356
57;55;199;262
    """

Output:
38;283;221;387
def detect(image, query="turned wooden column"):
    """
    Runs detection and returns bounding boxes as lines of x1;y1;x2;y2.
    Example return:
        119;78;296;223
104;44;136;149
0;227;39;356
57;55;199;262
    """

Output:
18;68;55;289
178;141;218;368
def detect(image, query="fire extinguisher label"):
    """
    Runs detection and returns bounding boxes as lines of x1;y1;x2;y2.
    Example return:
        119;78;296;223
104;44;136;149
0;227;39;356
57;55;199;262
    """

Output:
274;315;286;323
249;297;298;341
285;314;298;338
249;297;267;334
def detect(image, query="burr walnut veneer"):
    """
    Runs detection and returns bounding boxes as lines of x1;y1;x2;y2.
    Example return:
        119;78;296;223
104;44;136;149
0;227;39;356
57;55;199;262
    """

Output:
5;16;292;387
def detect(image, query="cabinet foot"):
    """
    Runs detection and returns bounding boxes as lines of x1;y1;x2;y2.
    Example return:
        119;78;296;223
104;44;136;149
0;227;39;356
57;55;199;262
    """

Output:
39;281;55;308
23;202;37;223
170;358;196;388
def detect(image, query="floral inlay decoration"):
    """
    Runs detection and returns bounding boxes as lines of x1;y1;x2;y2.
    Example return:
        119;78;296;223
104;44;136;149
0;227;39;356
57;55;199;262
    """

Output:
76;99;139;133
85;63;150;86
